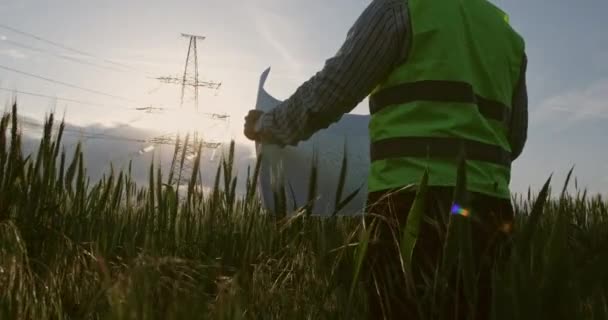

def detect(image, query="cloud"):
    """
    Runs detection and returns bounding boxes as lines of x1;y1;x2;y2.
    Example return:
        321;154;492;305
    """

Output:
18;116;256;195
532;78;608;125
0;48;27;59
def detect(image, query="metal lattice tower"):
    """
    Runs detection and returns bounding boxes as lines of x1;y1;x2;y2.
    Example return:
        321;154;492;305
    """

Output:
157;33;222;111
158;133;222;186
150;33;228;186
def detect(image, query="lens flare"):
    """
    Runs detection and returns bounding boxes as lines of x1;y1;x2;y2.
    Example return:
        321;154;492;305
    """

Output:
451;204;470;217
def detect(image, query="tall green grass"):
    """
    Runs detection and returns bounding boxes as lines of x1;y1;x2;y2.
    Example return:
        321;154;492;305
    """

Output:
1;104;607;319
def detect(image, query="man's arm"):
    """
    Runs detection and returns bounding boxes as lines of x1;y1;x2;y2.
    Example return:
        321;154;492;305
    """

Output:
257;0;410;147
510;54;528;161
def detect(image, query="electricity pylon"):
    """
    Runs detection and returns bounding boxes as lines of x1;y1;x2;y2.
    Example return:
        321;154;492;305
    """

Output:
151;33;227;187
156;33;222;111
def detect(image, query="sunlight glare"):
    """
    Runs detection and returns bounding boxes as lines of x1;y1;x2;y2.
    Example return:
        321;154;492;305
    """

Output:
137;107;232;143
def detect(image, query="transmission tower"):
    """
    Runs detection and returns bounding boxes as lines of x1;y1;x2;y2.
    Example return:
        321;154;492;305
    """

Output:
150;33;228;187
156;33;222;111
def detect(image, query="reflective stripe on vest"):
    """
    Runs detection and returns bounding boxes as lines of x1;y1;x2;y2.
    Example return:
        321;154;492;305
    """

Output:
369;80;511;124
370;137;511;166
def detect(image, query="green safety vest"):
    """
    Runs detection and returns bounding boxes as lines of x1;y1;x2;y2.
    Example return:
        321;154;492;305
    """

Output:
368;0;525;199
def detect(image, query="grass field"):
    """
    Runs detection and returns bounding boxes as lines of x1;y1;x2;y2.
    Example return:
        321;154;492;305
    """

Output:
1;104;608;319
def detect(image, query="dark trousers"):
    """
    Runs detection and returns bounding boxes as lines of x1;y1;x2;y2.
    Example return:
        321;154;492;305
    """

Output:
364;187;514;320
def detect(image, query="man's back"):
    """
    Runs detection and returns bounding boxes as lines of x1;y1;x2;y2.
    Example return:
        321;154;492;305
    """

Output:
252;0;528;190
368;0;526;199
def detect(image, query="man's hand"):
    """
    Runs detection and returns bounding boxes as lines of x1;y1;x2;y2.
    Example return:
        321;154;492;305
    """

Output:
244;110;265;141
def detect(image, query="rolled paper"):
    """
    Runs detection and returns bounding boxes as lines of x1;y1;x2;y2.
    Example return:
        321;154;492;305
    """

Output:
255;67;370;215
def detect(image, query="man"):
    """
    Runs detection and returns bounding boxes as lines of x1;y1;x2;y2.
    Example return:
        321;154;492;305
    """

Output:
244;0;527;319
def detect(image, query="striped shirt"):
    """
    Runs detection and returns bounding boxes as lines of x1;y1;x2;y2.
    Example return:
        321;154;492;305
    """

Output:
256;0;528;160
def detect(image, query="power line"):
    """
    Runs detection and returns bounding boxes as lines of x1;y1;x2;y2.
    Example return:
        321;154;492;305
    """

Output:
19;119;147;143
1;38;134;74
65;115;146;148
20;125;147;144
18;119;223;174
1;88;229;121
0;64;139;104
7;92;153;149
2;87;153;150
20;122;221;150
0;26;226;117
1;88;160;149
0;23;153;76
0;87;133;110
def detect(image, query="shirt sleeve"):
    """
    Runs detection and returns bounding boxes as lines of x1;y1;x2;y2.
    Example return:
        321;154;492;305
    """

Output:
257;0;410;147
509;54;528;161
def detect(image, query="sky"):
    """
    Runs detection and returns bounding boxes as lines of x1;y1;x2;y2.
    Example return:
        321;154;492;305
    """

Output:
1;0;607;196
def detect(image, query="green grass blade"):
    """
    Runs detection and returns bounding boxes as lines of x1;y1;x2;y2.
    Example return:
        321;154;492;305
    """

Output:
305;147;319;216
332;184;363;217
561;166;575;200
400;170;429;273
349;220;375;303
334;139;348;215
517;175;553;254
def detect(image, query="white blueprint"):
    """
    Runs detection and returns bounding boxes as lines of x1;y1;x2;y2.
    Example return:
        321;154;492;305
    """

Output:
255;67;370;215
